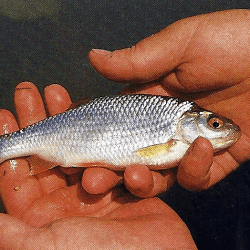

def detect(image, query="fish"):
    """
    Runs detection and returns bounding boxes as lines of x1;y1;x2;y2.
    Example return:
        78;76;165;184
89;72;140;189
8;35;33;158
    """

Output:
0;94;241;174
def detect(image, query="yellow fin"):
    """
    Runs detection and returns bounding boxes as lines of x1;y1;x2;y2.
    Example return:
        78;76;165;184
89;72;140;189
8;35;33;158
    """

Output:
27;155;58;175
135;140;177;158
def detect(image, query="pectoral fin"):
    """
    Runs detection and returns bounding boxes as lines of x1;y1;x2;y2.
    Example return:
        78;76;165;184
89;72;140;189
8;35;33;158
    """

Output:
135;140;177;158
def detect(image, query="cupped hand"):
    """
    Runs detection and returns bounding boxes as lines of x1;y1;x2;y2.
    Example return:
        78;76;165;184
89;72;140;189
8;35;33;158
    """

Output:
0;82;196;249
89;9;250;190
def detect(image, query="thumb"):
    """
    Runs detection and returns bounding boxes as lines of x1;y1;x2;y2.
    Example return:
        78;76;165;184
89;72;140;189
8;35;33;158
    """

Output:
0;214;39;249
0;214;52;249
0;214;27;249
177;137;214;191
88;16;200;83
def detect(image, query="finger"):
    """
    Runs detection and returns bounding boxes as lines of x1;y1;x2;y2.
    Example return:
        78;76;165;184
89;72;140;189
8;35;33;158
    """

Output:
89;18;198;83
82;168;123;194
44;84;72;116
66;170;83;186
14;82;67;193
61;167;83;176
161;168;177;189
124;166;176;198
124;165;155;197
139;171;168;198
0;109;42;217
177;137;213;191
15;82;47;127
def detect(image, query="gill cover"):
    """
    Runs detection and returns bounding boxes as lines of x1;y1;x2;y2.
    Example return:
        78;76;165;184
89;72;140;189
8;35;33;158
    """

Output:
176;111;241;150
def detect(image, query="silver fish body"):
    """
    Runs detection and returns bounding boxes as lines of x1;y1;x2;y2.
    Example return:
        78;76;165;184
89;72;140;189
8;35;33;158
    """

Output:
0;95;241;172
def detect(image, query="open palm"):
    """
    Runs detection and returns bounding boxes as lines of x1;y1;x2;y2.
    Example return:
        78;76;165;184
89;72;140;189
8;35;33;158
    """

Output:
0;82;196;249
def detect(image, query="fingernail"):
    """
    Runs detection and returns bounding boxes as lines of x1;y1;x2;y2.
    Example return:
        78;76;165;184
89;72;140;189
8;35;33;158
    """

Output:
91;49;111;55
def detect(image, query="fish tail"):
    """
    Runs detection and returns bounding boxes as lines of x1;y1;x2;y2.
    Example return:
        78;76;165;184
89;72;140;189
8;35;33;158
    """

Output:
0;133;20;164
0;138;7;164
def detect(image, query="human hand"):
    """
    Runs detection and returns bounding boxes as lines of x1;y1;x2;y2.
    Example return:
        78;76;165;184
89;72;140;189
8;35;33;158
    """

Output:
0;82;196;249
89;9;250;190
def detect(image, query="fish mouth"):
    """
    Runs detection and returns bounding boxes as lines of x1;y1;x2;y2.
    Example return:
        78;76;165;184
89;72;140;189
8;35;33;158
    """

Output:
209;121;241;151
211;132;241;152
228;124;241;141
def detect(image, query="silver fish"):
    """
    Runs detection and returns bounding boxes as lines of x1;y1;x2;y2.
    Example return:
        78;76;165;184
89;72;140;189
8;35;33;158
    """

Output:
0;95;241;174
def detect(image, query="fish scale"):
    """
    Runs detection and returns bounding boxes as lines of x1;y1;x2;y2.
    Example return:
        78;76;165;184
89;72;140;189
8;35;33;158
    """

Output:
0;94;240;172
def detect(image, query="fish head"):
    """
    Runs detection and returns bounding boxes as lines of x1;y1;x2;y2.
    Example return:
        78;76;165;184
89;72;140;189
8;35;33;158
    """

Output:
177;110;241;151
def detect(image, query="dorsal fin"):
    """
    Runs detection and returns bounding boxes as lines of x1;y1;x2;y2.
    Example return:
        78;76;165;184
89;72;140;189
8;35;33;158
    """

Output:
67;98;93;110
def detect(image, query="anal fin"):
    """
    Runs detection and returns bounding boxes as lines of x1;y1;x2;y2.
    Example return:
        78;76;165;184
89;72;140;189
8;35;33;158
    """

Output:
27;155;59;175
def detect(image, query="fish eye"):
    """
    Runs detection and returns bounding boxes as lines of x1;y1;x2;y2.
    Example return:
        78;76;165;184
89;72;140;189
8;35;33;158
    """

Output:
208;117;224;129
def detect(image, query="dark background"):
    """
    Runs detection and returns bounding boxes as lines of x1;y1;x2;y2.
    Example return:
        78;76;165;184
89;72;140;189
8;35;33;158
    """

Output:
1;1;250;113
1;1;250;249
